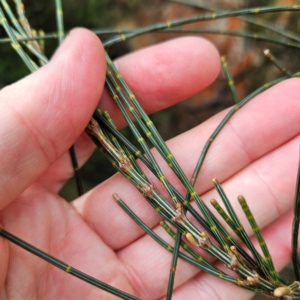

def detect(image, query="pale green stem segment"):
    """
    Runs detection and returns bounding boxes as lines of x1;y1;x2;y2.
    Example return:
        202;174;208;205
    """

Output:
0;6;38;72
14;0;37;39
2;0;25;36
221;56;239;104
0;1;45;62
0;32;58;43
55;0;64;44
6;0;45;62
0;1;47;66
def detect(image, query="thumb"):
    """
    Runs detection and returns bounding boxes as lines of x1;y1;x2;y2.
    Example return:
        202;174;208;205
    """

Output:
0;28;106;210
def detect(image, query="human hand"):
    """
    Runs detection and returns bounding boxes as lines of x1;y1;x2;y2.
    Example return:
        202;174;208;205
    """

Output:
0;28;299;300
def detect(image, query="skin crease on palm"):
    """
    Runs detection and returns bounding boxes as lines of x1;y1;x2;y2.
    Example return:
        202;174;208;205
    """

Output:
0;27;299;300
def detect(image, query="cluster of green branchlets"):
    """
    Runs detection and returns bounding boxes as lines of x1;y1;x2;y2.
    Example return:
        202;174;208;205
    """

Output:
86;56;300;298
1;0;300;299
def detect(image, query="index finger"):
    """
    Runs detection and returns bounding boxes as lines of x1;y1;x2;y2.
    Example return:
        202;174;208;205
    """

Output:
41;36;221;192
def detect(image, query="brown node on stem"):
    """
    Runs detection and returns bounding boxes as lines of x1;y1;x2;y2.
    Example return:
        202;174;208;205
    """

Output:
172;202;186;223
273;286;292;297
199;232;211;249
227;249;240;271
246;272;260;286
226;246;240;271
237;278;249;286
140;183;155;198
119;155;133;171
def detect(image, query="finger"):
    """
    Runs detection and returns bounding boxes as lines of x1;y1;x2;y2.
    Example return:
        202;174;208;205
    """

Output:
104;36;221;128
0;28;106;210
73;78;300;249
38;36;221;192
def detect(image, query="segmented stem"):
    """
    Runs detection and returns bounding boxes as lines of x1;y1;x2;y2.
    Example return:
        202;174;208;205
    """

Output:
238;195;279;284
264;48;292;77
221;55;239;104
0;227;139;300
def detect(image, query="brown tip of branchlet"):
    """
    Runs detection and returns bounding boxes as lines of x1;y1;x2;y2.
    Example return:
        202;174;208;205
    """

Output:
237;195;244;202
210;199;217;205
212;178;218;185
264;49;270;56
112;193;121;202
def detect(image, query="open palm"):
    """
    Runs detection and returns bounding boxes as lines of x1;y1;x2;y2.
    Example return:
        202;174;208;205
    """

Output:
0;29;299;300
